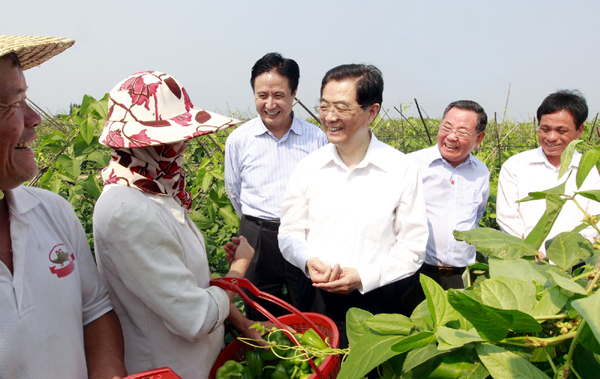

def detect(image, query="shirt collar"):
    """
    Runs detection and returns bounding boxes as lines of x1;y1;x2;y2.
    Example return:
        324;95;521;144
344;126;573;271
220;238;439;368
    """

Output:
423;144;475;169
533;146;581;169
148;194;186;224
5;186;39;215
321;132;397;172
252;112;300;140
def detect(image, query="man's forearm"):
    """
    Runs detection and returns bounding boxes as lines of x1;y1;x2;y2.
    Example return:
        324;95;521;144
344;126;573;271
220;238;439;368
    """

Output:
84;310;127;379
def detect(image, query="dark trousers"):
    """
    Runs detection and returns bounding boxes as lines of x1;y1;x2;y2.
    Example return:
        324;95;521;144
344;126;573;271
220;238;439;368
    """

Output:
411;264;466;309
298;273;420;348
239;215;302;321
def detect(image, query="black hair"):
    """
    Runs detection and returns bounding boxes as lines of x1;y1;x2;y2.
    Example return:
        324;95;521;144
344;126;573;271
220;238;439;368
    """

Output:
537;90;588;130
320;64;383;109
250;52;300;93
443;100;488;133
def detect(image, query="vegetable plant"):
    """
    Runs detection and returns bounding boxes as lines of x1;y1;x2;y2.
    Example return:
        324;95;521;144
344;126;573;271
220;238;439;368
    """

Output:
339;140;600;379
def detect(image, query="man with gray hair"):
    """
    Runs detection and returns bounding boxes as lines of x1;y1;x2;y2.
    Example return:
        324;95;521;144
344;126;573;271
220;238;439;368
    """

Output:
0;35;126;378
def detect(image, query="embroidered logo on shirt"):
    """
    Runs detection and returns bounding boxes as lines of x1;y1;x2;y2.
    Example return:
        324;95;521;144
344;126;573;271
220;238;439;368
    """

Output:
48;243;76;278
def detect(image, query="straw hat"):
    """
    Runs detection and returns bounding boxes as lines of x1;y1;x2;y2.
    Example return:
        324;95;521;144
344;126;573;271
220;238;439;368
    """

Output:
100;70;242;148
0;35;75;70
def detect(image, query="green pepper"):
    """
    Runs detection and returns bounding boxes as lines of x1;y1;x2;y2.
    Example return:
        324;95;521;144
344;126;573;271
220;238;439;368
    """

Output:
243;366;255;379
216;360;245;379
244;350;265;378
298;374;312;379
270;361;289;379
285;350;310;372
259;330;293;361
310;356;326;373
300;329;327;350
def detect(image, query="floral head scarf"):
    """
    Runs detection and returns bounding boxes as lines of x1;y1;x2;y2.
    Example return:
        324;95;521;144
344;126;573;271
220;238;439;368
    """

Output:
101;144;193;211
100;70;241;148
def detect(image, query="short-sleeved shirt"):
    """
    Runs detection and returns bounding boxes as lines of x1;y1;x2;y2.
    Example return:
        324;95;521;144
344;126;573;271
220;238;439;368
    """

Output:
0;186;112;378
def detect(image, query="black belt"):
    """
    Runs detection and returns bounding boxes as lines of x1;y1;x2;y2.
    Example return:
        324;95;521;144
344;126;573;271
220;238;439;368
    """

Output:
421;263;466;277
243;215;280;231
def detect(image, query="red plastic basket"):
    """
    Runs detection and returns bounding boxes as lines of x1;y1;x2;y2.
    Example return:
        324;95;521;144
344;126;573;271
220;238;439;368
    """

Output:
208;277;341;379
123;367;182;379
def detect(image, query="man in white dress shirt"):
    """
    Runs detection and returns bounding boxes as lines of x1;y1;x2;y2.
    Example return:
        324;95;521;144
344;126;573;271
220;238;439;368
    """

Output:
410;100;489;290
497;90;600;255
278;64;428;345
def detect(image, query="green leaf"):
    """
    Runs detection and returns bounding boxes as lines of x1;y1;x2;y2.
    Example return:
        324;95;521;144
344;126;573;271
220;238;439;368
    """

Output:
480;277;536;313
572;290;600;345
189;210;213;229
545;232;593;270
575;189;600;203
530;286;569;317
558;139;583;179
475;343;550;379
218;206;240;227
516;180;567;203
454;228;538;260
335;331;409;379
391;331;436;353
56;155;81;178
88;151;110;167
579;321;600;355
547;271;587;295
401;343;445;374
447;289;511;342
436;326;484;350
81;174;102;199
346;308;373;347
577;146;600;189
421;274;459;328
365;313;414;335
448;290;541;342
457;362;488;379
524;194;567;251
572;343;600;379
488;257;548;285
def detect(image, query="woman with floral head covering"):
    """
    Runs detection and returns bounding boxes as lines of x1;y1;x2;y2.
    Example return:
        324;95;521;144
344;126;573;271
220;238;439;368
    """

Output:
93;71;259;378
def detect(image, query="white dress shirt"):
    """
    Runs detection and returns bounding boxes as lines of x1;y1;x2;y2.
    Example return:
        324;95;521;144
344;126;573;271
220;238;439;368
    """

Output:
497;147;600;252
93;184;230;379
278;133;428;294
410;145;490;267
225;115;328;220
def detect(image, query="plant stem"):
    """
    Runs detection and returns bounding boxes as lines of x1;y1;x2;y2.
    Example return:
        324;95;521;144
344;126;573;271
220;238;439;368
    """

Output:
533;315;566;321
501;332;576;348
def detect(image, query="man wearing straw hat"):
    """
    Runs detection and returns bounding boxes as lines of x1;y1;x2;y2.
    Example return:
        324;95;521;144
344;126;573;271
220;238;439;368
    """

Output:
0;36;126;378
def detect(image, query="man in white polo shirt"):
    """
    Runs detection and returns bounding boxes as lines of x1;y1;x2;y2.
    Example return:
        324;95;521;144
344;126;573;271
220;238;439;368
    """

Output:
0;36;126;378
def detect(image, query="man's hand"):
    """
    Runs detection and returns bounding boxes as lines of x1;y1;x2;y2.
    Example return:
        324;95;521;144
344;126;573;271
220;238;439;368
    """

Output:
306;257;341;284
225;236;254;268
312;267;362;295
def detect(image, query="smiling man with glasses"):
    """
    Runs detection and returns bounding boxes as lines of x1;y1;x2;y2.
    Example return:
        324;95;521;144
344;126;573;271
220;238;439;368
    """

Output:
410;100;489;292
278;64;428;347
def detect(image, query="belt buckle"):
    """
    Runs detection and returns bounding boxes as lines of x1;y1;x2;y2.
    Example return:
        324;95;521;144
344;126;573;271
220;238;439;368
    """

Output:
439;266;453;277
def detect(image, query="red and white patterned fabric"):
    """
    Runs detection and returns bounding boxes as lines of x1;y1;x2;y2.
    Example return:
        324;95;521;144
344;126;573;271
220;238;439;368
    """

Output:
101;144;193;211
100;70;241;148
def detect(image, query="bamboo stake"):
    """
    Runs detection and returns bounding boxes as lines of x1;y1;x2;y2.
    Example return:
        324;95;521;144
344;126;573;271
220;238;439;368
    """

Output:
371;108;389;130
588;112;598;142
414;98;432;145
394;106;429;145
495;112;502;167
501;83;511;125
295;97;320;125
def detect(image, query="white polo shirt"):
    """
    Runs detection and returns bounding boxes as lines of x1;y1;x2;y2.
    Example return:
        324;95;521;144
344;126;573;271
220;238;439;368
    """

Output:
0;186;113;378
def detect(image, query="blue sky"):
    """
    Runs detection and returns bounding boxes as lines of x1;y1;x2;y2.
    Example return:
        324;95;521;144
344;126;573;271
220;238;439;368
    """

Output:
5;1;600;121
